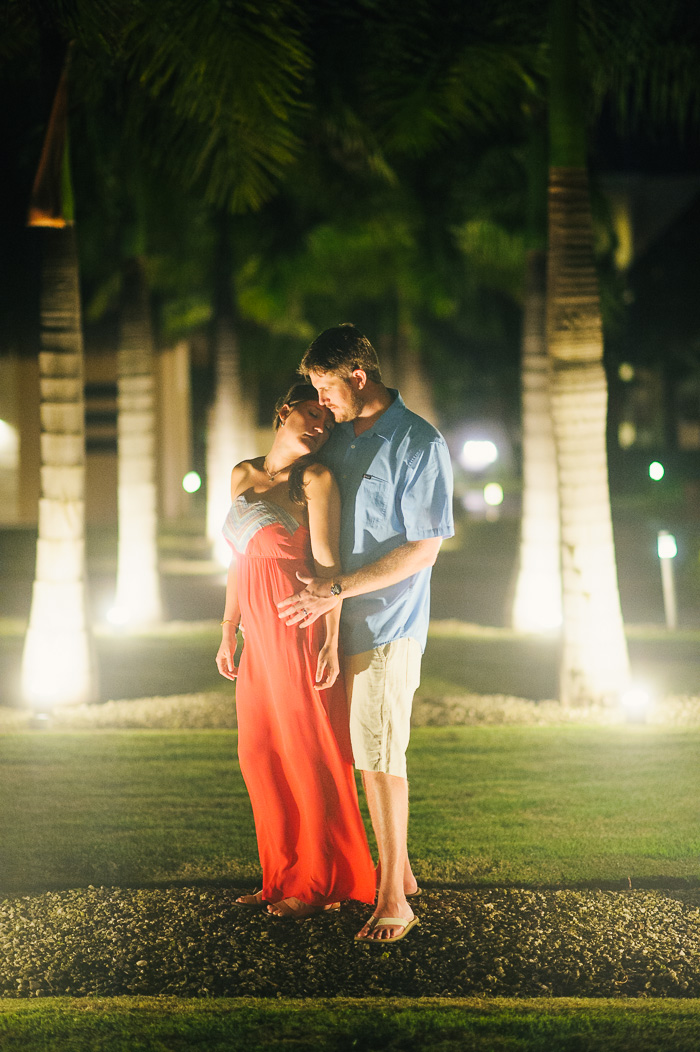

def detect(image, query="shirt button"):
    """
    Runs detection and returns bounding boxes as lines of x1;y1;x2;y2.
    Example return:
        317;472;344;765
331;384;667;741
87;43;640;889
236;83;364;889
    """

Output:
350;444;355;449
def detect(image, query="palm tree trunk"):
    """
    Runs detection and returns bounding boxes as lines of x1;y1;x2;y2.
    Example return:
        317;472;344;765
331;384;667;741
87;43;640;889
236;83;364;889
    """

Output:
206;311;257;565
206;222;256;564
547;0;629;704
394;295;438;426
113;256;163;625
21;226;98;708
512;249;562;632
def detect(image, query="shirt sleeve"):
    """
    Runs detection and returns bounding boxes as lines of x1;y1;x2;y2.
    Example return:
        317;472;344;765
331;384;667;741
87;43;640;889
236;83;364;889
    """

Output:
401;438;455;542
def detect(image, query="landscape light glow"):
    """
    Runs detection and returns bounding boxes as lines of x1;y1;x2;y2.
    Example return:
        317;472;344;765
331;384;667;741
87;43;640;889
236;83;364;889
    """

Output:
657;530;678;630
106;604;130;628
214;534;232;569
182;471;201;493
0;418;19;453
649;461;664;481
620;684;652;723
483;482;504;507
22;629;93;709
657;532;677;560
460;439;498;472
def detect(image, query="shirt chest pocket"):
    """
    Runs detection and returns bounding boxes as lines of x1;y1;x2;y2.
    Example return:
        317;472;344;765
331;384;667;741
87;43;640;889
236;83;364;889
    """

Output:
359;472;390;525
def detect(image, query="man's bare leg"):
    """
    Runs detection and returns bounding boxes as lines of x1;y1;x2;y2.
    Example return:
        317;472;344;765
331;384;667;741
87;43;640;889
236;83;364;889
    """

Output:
356;770;415;940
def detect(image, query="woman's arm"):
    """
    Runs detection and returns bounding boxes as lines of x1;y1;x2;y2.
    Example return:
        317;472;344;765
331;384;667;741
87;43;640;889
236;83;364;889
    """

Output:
304;464;342;690
215;463;249;681
216;557;241;681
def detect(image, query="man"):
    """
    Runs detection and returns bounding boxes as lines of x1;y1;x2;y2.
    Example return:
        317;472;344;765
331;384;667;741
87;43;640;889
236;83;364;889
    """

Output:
278;324;454;943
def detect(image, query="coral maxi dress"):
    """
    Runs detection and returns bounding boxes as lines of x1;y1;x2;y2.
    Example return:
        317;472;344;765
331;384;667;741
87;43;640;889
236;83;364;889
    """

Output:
223;493;376;907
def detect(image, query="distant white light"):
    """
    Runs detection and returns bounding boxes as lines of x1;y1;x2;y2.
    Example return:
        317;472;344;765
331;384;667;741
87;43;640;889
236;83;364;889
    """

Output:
618;362;635;383
649;461;664;481
483;482;504;507
657;532;677;560
618;421;636;449
106;605;130;627
460;440;498;472
182;471;202;494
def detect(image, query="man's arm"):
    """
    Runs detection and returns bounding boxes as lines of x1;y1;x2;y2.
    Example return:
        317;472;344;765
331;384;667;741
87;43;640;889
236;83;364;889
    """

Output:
277;537;443;628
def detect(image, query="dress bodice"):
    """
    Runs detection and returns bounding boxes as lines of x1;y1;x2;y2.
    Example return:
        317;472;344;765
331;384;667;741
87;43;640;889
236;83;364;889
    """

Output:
223;494;308;558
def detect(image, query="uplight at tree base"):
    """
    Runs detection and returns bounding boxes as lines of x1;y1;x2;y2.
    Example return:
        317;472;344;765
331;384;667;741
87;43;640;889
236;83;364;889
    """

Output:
214;533;232;569
512;577;562;634
21;628;94;709
620;684;653;724
106;604;130;628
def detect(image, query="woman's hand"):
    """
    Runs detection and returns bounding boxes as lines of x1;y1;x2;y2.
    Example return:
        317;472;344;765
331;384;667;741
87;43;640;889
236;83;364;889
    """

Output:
216;632;239;681
315;640;340;690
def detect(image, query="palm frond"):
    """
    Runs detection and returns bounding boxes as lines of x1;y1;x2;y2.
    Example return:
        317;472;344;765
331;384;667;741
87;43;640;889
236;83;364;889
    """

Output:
121;0;310;212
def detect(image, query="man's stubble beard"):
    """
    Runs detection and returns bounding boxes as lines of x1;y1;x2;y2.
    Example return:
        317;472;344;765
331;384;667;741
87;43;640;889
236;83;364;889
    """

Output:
332;383;364;423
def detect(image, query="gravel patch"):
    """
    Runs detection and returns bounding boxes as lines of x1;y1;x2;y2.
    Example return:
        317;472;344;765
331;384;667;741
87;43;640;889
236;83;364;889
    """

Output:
2;886;700;999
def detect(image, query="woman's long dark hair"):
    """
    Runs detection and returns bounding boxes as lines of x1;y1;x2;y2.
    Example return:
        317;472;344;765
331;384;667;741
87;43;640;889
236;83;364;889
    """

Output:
273;382;325;506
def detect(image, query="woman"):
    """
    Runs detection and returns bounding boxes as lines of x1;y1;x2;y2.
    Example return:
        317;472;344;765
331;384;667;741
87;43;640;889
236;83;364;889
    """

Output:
216;383;376;919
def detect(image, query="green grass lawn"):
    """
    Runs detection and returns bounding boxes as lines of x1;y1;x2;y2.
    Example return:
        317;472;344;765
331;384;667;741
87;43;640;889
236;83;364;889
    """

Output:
4;996;700;1052
2;725;698;895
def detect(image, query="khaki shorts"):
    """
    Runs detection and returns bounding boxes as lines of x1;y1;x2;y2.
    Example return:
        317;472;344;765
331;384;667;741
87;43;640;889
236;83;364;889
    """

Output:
344;637;422;779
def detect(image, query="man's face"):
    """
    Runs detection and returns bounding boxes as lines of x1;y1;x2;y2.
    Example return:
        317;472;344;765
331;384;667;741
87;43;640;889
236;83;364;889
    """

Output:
309;369;364;423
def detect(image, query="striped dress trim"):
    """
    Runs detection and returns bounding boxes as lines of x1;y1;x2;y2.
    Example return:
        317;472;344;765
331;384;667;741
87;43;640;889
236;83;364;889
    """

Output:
223;496;302;554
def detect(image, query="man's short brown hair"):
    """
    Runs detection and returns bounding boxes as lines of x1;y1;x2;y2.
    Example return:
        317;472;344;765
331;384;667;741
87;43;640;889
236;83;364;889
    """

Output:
299;323;382;383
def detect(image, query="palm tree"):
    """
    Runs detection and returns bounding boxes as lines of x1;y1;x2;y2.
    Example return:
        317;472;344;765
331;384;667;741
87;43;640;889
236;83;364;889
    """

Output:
113;254;163;625
512;247;562;633
511;123;562;633
21;60;98;708
546;0;629;705
206;217;257;565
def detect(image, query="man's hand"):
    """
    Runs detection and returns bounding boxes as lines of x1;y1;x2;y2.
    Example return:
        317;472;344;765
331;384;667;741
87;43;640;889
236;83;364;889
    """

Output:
277;572;340;627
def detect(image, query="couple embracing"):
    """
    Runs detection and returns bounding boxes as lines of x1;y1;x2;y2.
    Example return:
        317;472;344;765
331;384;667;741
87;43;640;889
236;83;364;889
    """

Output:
216;324;454;944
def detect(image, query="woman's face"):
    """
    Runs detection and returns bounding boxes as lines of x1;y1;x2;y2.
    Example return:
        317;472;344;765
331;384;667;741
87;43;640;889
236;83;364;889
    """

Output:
282;399;334;456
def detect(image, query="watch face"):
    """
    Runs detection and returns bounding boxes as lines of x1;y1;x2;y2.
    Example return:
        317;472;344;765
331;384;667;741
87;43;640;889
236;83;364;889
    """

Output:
330;582;342;596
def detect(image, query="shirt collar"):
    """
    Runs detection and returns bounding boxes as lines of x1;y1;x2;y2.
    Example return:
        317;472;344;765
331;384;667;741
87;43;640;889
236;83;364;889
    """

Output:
356;388;404;442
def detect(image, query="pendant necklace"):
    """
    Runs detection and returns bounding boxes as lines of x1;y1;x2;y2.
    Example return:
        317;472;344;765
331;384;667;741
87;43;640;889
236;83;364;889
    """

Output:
263;459;287;482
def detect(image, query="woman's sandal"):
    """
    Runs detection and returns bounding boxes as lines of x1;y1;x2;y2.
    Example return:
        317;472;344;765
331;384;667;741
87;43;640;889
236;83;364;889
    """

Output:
267;898;341;920
234;890;268;907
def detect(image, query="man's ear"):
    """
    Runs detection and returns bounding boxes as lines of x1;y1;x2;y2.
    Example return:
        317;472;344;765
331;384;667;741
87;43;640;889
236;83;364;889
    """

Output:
278;403;291;425
351;368;367;390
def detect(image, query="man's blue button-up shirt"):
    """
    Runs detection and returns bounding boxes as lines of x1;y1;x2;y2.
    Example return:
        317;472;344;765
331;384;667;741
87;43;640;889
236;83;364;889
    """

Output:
322;390;454;656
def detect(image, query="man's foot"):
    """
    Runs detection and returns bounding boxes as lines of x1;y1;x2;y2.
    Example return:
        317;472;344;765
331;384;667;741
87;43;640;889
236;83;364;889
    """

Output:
267;897;341;920
234;890;268;907
355;912;418;943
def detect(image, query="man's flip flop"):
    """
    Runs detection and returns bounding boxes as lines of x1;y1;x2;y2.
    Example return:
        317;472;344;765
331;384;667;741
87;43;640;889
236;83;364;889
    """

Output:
355;915;419;944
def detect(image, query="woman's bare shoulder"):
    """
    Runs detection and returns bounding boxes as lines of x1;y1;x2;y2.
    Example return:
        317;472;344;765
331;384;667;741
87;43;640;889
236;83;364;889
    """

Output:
303;462;338;499
303;461;334;485
230;459;261;499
